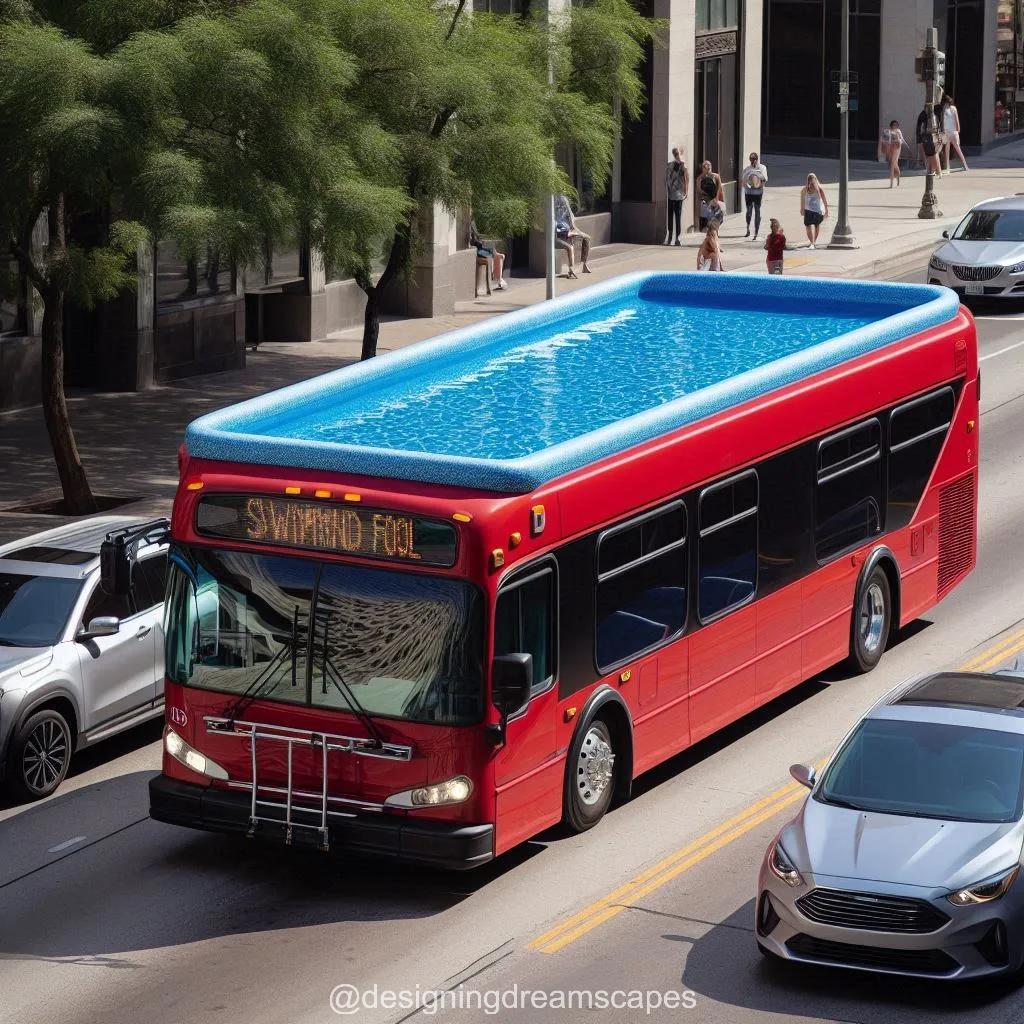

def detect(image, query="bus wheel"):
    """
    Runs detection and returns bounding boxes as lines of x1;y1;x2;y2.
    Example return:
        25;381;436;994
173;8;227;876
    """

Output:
564;718;617;833
849;567;892;674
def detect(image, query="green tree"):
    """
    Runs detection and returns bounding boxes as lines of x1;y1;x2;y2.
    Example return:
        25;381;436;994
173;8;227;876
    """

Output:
323;0;656;360
1;0;404;513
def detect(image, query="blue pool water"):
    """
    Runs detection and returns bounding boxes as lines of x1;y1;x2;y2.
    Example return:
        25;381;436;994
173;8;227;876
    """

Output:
266;295;879;461
187;273;959;493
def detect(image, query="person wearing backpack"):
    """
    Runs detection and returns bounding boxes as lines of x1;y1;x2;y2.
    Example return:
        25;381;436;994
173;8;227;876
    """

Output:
697;161;724;231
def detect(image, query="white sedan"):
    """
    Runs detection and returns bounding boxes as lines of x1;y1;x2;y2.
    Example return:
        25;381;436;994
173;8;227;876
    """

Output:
928;196;1024;299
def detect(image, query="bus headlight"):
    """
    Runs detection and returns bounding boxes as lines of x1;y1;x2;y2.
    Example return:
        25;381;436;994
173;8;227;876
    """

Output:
165;729;228;781
385;776;473;808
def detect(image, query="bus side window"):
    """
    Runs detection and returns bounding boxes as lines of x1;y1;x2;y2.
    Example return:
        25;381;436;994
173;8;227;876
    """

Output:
888;387;955;518
815;419;883;561
495;566;555;693
698;472;758;622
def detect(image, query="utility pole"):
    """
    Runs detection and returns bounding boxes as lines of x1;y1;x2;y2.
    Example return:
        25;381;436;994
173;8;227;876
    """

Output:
828;0;856;249
916;26;945;220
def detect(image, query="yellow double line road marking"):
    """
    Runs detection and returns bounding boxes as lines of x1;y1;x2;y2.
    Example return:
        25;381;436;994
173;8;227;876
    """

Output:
530;780;806;954
531;621;1024;955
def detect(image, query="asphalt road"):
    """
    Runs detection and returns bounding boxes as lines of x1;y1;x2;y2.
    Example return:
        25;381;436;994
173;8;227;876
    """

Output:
2;269;1024;1024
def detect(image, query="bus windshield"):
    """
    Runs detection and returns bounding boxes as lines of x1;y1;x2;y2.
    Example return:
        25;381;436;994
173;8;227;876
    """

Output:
164;545;484;725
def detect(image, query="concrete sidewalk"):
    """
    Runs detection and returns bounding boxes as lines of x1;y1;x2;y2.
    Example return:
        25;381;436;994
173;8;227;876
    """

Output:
1;139;1022;543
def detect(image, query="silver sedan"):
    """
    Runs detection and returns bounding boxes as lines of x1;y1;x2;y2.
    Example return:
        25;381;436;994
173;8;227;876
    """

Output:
757;671;1024;979
927;196;1024;299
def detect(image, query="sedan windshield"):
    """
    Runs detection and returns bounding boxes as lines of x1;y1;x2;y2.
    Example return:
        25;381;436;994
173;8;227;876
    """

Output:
953;209;1024;242
818;717;1024;823
164;545;484;725
0;573;82;647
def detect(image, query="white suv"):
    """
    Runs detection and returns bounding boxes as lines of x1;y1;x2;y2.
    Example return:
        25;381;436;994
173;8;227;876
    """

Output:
0;516;168;801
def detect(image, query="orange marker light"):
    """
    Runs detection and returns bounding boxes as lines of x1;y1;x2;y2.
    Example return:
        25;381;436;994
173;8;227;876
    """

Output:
452;512;472;523
314;489;331;499
619;669;632;683
967;420;976;433
344;493;362;502
564;707;578;722
509;531;522;547
490;548;505;570
186;480;204;491
284;486;301;495
530;504;546;536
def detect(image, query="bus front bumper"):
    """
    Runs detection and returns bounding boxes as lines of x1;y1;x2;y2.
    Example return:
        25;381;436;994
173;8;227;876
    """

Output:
149;775;494;870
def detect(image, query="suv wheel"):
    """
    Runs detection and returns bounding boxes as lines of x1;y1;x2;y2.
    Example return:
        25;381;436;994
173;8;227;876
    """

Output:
5;709;73;802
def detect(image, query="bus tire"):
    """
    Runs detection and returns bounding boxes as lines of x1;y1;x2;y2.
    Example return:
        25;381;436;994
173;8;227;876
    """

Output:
563;717;617;833
4;708;73;802
848;566;892;674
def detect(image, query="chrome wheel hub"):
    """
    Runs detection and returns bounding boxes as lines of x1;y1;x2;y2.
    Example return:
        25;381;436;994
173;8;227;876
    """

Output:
23;720;69;794
577;728;615;806
859;582;886;655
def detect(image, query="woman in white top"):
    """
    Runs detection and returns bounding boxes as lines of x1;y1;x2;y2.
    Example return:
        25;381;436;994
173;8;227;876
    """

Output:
941;94;969;172
799;173;829;249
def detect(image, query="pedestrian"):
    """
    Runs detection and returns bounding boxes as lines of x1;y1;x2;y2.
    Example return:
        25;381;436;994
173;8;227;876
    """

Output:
799;172;829;249
554;193;591;279
764;218;786;274
879;120;910;187
469;218;508;290
916;105;942;177
664;146;689;246
696;221;724;272
697;160;724;231
741;151;768;240
941;94;969;172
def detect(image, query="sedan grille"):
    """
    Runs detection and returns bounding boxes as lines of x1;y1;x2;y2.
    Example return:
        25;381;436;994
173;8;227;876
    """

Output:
952;264;1002;281
796;888;949;934
787;935;958;976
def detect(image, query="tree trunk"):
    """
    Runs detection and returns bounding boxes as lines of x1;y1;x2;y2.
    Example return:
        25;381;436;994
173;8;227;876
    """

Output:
360;287;380;361
41;194;97;515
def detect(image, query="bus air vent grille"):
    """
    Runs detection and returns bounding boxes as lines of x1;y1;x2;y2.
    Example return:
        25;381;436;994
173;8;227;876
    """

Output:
937;473;975;598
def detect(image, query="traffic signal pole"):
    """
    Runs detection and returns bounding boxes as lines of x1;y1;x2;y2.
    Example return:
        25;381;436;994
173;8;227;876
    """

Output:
917;26;945;220
828;0;857;249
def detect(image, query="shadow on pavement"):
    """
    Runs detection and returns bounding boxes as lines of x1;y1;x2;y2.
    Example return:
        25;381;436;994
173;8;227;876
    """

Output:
677;899;1021;1022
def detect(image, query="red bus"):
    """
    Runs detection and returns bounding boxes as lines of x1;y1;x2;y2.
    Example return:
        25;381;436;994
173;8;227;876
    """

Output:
121;273;978;868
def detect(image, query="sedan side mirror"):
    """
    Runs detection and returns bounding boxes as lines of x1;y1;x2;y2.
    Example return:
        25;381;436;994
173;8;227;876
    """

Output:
492;653;533;719
79;616;120;641
941;229;949;239
790;763;816;789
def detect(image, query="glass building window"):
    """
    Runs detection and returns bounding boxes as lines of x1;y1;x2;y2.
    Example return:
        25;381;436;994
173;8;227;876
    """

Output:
156;241;233;305
996;0;1023;135
0;251;28;336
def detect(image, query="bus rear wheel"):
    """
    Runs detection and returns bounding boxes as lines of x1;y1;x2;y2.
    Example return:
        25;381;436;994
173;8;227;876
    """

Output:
848;567;892;674
564;718;617;833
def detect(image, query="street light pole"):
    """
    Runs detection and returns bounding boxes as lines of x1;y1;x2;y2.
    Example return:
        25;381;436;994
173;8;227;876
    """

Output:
828;0;856;249
917;27;944;220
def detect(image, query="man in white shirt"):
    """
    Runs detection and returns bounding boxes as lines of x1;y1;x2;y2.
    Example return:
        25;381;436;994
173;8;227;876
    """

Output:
741;152;769;240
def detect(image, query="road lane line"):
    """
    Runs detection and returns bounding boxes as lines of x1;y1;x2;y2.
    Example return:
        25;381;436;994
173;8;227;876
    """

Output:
531;623;1024;954
47;836;87;853
529;780;803;952
535;789;807;954
960;627;1024;670
980;338;1024;361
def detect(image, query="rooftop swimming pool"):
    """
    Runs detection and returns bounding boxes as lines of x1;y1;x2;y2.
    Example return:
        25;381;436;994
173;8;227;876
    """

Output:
187;273;959;493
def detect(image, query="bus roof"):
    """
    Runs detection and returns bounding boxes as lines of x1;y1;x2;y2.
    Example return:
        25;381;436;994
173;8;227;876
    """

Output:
186;272;959;495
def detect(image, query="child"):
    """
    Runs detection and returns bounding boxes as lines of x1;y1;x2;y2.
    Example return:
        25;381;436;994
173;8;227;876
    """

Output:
764;218;786;275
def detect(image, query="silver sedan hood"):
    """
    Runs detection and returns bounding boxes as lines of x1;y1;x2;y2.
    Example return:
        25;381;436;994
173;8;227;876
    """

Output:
936;239;1024;266
785;796;1024;889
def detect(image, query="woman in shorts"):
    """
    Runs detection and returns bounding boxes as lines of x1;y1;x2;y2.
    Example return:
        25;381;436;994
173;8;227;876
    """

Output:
941;95;969;172
799;173;829;249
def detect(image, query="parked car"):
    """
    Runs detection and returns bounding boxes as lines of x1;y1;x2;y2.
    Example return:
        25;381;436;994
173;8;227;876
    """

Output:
757;671;1024;980
0;516;168;801
928;196;1024;299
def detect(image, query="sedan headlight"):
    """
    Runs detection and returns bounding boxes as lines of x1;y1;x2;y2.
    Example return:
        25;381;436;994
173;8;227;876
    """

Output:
1007;261;1024;275
385;775;473;808
947;866;1019;906
165;728;228;780
929;254;949;272
768;840;804;887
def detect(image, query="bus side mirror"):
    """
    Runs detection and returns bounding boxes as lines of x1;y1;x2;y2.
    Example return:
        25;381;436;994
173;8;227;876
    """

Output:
492;653;533;719
100;536;132;597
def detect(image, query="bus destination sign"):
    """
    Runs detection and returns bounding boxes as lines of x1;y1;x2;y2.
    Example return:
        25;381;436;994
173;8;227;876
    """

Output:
195;494;458;567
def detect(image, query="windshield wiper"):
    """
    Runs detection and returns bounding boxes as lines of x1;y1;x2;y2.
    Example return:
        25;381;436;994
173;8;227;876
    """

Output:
821;795;866;812
318;611;385;750
223;607;301;724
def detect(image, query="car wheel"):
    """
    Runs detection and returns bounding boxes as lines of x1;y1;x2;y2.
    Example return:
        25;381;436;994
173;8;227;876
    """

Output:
563;718;617;833
848;567;892;674
4;709;73;802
